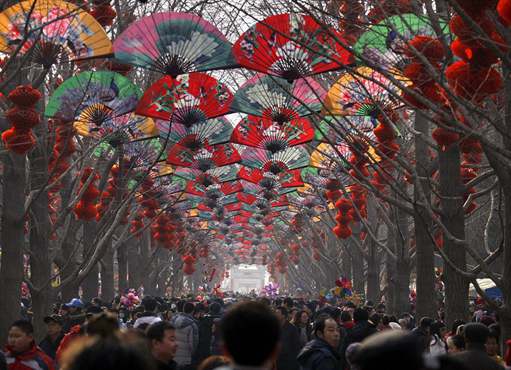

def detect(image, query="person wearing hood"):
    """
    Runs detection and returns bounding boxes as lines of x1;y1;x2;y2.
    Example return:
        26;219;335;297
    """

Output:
297;314;341;370
5;320;55;370
134;297;162;330
170;301;199;370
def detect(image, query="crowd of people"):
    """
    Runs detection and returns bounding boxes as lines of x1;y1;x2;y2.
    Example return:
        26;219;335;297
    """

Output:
2;294;511;370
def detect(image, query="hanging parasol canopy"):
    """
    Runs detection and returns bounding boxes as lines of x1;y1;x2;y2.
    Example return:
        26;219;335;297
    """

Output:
174;164;239;183
238;166;304;188
323;66;405;125
231;74;326;123
0;0;112;66
113;12;237;76
240;145;310;172
161;116;233;146
45;71;141;141
231;115;314;152
166;141;241;171
353;13;449;71
232;13;352;81
136;73;234;125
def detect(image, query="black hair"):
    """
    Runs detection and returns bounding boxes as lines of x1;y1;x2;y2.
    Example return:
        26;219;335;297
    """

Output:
142;297;158;312
463;323;490;345
220;301;281;367
67;336;154;370
312;314;334;337
451;319;465;335
341;311;352;323
419;317;434;329
146;321;175;342
276;306;288;318
86;312;119;337
370;313;381;326
10;320;33;335
353;308;369;323
274;298;282;307
209;302;221;315
184;302;195;314
283;297;294;308
293;310;309;324
449;334;465;350
430;321;446;336
258;298;271;306
381;315;390;326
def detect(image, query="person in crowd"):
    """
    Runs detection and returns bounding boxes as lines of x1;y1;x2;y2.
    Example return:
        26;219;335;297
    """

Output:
146;321;178;370
275;306;301;370
446;335;465;353
39;315;64;359
4;320;55;370
197;355;230;370
61;299;85;333
297;314;341;370
448;320;466;338
134;297;162;330
0;351;6;370
410;317;433;353
62;332;154;370
379;315;392;331
429;321;447;355
339;308;378;368
283;298;294;312
340;311;354;331
170;302;198;370
195;302;222;363
486;329;505;366
453;322;504;370
218;301;281;370
292;310;311;348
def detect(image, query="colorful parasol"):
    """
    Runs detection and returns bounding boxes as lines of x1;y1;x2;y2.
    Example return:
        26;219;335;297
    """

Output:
136;73;233;124
0;0;112;65
233;13;352;81
231;115;314;151
45;71;141;140
240;145;310;172
162;116;233;145
166;141;241;171
113;12;236;75
231;74;326;123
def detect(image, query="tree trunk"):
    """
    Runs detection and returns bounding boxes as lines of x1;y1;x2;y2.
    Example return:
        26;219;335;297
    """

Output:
60;220;80;301
117;244;128;294
341;247;352;280
366;238;380;304
414;111;437;319
385;252;397;314
351;244;365;298
0;153;26;345
81;221;99;301
393;204;411;316
100;243;115;303
439;144;468;326
127;239;142;290
28;118;51;341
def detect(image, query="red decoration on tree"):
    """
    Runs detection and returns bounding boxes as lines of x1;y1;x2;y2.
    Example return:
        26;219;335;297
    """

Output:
73;167;100;220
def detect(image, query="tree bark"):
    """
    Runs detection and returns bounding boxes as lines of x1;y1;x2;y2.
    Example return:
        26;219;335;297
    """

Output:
100;243;115;303
366;238;380;304
392;205;411;316
351;243;365;298
81;221;99;301
439;144;468;326
28;117;51;341
127;239;142;289
117;244;128;294
414;111;437;319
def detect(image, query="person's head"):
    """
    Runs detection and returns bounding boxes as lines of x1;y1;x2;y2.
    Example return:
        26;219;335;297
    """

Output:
85;312;119;337
7;321;34;353
313;314;340;348
341;310;352;323
44;315;63;337
220;301;281;367
197;355;230;370
283;297;294;309
142;297;158;313
447;335;465;353
464;322;490;346
294;310;309;326
486;330;500;356
183;302;195;315
353;308;369;323
209;302;221;316
451;319;465;335
146;321;177;363
418;317;434;334
65;298;84;314
275;306;288;324
430;321;447;338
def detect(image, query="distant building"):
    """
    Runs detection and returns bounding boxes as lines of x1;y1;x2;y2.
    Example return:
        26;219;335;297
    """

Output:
227;264;266;293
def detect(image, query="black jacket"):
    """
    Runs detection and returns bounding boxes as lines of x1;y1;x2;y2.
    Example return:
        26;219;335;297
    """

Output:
194;314;220;363
453;343;505;370
297;338;340;370
339;321;378;368
277;322;302;370
39;334;64;359
155;359;178;370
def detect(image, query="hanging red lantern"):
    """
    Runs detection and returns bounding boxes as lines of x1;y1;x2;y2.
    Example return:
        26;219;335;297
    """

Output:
8;85;42;107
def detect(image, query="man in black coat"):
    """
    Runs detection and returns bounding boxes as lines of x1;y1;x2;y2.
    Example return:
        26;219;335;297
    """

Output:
453;323;504;370
276;306;301;370
339;308;378;369
194;302;222;363
39;315;64;359
297;314;341;370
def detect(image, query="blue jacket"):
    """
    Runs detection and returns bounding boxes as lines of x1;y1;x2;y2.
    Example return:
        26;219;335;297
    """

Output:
297;338;340;370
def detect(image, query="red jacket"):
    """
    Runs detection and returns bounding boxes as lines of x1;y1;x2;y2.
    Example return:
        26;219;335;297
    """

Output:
55;325;82;363
5;343;55;370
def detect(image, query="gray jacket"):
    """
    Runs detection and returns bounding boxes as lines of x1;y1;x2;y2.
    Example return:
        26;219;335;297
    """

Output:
170;313;199;365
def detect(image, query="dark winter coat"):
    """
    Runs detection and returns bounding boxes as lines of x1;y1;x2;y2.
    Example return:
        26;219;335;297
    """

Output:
339;321;378;369
170;313;199;366
410;327;431;353
297;338;341;370
277;322;301;370
38;334;64;359
453;343;505;370
194;314;220;363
